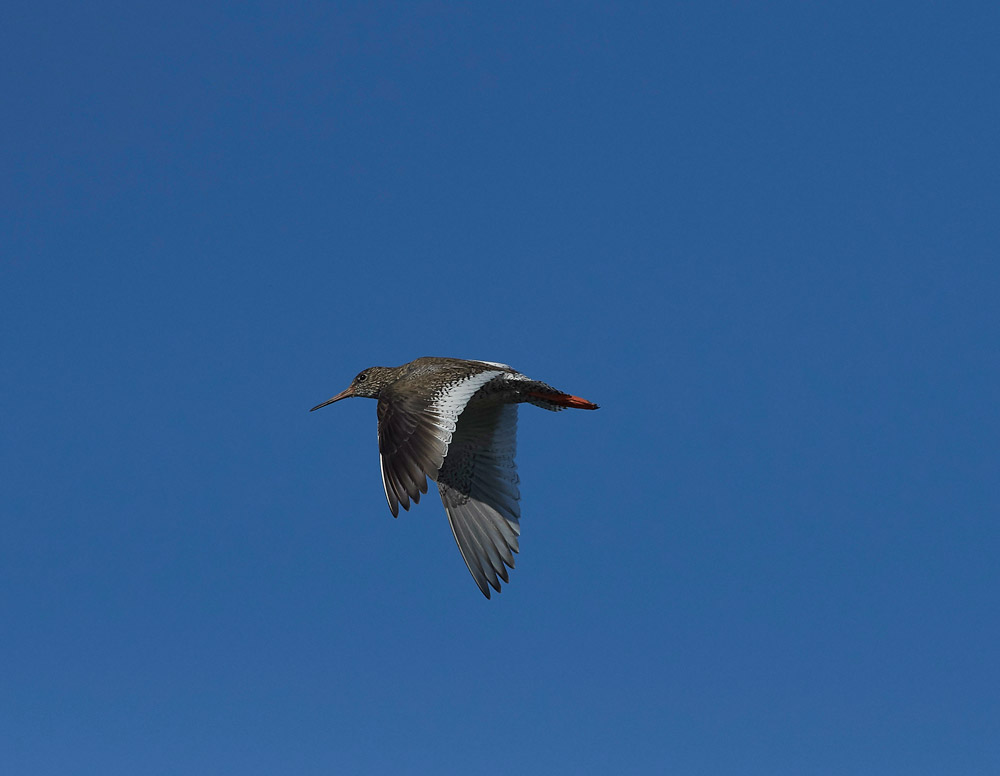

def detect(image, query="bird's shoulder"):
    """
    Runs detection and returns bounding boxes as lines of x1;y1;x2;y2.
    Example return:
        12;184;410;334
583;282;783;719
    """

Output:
377;360;514;420
395;358;514;388
406;356;518;374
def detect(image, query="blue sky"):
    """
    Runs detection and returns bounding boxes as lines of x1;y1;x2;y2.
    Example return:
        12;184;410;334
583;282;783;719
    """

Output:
2;2;998;773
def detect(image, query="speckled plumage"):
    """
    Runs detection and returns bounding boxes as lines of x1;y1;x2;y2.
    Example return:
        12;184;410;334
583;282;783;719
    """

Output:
311;356;599;598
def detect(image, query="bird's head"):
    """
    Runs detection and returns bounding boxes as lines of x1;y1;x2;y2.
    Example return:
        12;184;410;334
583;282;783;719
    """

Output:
310;366;393;411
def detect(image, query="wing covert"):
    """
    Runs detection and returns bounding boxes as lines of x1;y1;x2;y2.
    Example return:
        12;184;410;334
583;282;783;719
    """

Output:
376;369;504;516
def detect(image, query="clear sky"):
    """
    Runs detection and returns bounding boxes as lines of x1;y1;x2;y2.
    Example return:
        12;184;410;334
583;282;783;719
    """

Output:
2;2;998;774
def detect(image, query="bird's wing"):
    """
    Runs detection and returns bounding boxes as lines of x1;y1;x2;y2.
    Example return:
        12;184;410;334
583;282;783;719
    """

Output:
436;402;521;598
376;369;504;517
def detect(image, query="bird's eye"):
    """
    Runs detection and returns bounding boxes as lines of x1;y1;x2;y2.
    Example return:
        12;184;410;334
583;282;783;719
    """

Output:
356;372;368;382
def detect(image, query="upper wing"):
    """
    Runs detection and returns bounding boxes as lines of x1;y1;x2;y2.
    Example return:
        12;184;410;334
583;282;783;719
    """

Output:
376;369;504;517
436;403;521;598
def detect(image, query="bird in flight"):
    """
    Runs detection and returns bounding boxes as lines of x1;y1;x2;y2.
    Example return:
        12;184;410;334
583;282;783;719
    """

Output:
311;356;599;598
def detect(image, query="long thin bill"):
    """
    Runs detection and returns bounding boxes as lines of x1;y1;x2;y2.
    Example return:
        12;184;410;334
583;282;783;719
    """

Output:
309;386;354;411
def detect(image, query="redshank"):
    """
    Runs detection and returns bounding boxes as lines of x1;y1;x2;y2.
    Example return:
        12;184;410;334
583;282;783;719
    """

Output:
310;356;599;598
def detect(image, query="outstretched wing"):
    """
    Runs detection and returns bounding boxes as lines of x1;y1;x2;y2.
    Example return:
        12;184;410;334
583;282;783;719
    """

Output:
376;369;504;517
436;403;521;598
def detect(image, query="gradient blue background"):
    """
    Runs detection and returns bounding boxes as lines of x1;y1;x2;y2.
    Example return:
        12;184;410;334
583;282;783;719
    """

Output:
3;2;998;773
